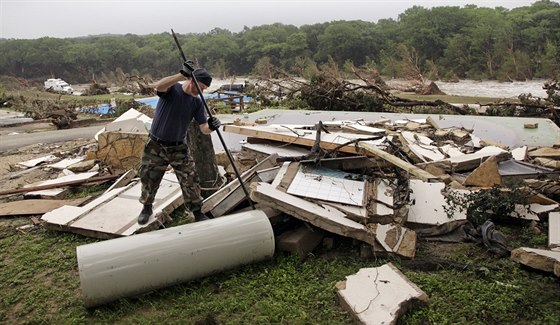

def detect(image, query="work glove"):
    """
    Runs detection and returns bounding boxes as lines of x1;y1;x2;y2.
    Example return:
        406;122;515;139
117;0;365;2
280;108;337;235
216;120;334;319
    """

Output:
179;60;195;78
208;116;221;131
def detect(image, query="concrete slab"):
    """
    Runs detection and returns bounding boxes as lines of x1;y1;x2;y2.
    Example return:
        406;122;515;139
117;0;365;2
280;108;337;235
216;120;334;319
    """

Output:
336;263;428;325
511;247;560;277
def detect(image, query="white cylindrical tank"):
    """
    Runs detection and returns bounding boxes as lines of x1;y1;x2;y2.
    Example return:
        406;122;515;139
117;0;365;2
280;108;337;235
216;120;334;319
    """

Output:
77;210;275;307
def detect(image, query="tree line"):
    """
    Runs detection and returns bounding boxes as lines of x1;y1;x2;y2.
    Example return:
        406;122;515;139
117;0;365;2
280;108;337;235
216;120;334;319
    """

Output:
0;0;559;84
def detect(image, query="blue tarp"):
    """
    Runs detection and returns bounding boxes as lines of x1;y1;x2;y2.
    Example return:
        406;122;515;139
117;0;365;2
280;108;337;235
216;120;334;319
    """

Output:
79;91;252;115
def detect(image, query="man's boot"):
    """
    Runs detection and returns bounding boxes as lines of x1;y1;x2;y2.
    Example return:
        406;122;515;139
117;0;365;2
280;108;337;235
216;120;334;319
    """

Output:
137;204;153;225
193;209;210;222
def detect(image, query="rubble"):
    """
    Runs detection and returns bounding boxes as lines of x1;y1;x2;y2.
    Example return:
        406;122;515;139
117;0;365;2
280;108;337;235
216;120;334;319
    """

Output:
336;263;429;325
3;104;560;321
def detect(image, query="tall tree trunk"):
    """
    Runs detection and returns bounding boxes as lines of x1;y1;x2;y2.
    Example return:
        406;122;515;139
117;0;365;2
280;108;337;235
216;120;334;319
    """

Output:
187;120;222;198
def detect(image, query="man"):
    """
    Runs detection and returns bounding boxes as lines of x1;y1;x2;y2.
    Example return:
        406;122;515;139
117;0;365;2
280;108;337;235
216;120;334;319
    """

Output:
137;66;221;225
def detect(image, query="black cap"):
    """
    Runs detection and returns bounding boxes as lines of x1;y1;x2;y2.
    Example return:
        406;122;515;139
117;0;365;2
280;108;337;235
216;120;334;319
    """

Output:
193;68;212;87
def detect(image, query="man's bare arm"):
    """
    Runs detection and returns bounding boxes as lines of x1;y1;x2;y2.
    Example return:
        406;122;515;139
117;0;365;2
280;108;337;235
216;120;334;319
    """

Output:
150;73;185;92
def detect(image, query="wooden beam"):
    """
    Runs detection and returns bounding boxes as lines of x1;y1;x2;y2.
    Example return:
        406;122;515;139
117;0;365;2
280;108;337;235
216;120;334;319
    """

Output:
358;142;438;181
0;174;121;196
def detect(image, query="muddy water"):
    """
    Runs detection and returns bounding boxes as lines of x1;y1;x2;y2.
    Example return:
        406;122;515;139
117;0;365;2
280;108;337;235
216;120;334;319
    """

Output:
436;79;548;98
210;78;549;99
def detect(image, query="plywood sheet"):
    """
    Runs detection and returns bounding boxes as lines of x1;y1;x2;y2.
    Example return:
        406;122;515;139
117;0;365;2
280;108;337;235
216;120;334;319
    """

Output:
41;172;183;238
0;198;89;216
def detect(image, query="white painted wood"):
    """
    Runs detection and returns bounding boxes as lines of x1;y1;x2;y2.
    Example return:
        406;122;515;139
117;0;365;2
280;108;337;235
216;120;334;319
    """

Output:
242;143;310;157
94;108;151;140
271;162;291;188
41;172;183;238
336;263;428;325
287;166;365;206
375;179;394;216
25;171;99;196
511;247;560;275
407;180;468;225
202;154;277;215
549;212;560;249
511;146;528;161
251;182;376;245
440;144;465;158
48;156;85;169
18;155;57;168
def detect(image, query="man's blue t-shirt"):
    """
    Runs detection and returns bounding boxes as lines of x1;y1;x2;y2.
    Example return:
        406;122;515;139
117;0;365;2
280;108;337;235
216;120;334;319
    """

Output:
150;83;207;142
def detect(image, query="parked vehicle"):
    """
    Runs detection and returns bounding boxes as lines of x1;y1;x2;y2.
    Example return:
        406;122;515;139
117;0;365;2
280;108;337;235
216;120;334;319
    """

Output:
44;78;74;94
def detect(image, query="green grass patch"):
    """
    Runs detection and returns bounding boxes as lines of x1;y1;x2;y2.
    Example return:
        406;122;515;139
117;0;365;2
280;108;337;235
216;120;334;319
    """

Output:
1;220;559;324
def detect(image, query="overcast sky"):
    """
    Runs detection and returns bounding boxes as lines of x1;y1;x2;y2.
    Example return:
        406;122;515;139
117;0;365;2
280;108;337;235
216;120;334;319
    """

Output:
0;0;540;39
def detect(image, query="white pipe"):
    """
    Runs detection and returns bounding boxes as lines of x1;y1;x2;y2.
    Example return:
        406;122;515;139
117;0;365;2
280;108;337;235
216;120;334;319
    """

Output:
77;210;275;307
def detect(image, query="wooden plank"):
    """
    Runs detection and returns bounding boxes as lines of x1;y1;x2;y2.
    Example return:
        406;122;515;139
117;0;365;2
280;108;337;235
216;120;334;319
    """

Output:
224;125;385;155
210;173;259;217
549;212;560;250
201;154;278;214
358;141;438;181
41;172;183;238
0;198;90;217
0;173;119;196
250;182;377;245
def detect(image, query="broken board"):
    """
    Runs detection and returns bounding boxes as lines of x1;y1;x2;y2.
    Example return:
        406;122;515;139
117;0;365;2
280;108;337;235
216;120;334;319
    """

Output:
41;171;183;239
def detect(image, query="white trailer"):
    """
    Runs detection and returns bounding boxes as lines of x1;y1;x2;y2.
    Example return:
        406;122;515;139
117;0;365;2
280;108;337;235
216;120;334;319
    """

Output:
44;78;74;94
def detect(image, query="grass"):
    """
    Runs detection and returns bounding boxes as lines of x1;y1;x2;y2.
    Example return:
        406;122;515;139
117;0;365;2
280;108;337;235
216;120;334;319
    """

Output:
1;208;559;324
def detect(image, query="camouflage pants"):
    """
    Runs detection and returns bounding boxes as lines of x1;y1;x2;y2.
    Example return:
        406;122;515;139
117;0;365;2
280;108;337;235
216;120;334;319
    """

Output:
138;138;203;211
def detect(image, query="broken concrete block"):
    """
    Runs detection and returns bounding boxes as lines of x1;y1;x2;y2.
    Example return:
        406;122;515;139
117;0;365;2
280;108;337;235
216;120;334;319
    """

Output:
277;226;323;258
367;223;417;259
336;263;429;325
511;247;560;276
95;132;148;171
524;122;538;129
463;155;502;187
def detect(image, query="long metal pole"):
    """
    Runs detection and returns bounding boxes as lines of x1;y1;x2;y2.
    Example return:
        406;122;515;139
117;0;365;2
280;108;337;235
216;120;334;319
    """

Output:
171;29;254;210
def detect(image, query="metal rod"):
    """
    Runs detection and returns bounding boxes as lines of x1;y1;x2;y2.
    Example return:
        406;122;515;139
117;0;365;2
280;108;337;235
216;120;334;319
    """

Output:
171;29;255;210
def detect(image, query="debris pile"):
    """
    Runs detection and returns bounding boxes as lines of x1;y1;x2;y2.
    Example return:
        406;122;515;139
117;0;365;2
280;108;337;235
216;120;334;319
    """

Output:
2;108;560;322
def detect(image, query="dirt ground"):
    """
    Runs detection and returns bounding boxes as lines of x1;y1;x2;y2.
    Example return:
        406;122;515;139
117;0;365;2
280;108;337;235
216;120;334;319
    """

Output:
0;128;95;196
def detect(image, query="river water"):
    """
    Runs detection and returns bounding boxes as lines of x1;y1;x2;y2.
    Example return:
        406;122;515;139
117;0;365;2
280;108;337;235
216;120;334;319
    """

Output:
211;78;549;99
435;79;548;98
